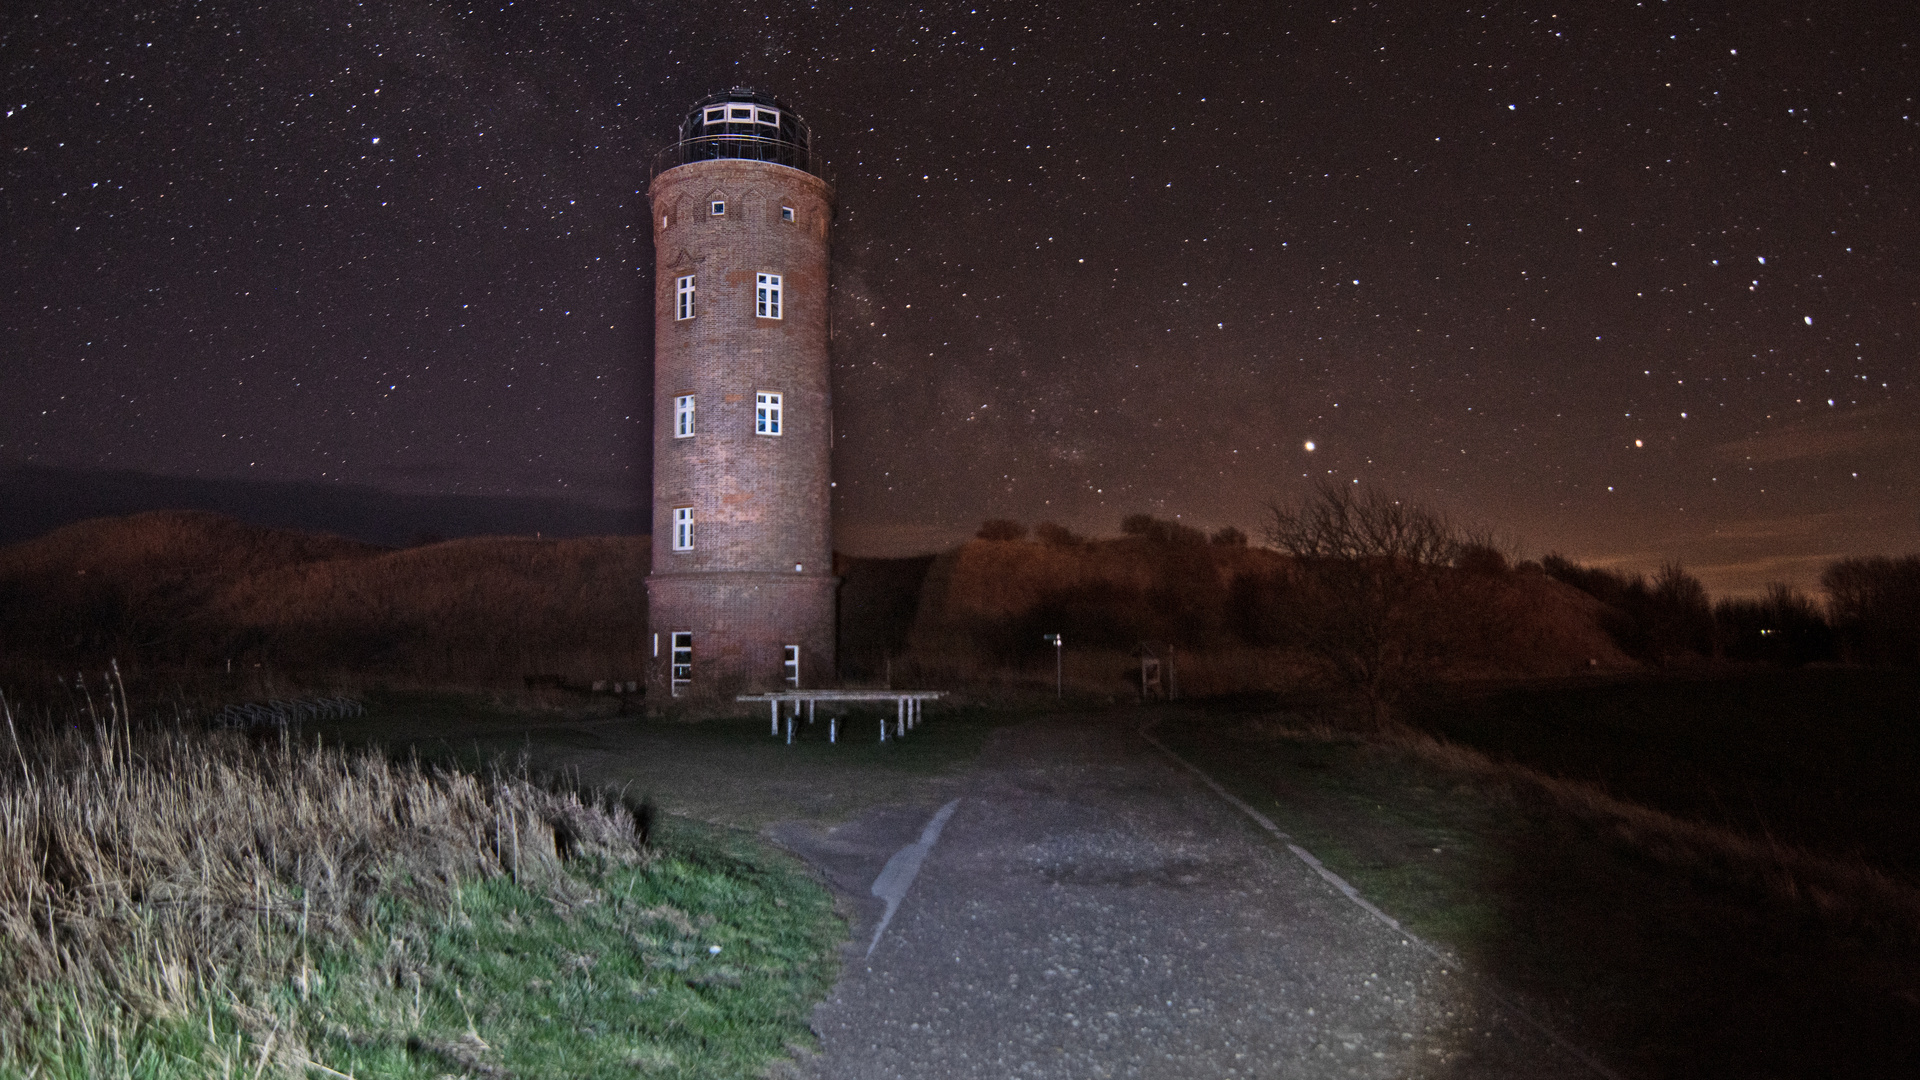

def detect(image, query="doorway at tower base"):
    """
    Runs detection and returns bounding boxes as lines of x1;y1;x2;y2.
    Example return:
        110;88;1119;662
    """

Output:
646;571;838;700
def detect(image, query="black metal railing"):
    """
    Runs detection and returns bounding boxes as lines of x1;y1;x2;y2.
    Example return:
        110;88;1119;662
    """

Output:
650;135;830;183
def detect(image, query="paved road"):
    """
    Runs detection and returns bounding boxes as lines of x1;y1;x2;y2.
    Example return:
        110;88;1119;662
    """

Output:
771;714;1603;1079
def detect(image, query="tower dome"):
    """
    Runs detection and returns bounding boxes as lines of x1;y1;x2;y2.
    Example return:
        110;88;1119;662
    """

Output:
655;88;818;175
645;91;837;699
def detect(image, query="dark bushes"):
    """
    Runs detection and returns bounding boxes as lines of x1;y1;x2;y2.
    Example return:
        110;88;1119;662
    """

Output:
1822;555;1920;666
1714;584;1836;666
975;519;1028;541
1541;555;1713;665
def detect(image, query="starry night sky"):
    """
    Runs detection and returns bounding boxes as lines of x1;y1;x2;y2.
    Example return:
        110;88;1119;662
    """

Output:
6;1;1917;596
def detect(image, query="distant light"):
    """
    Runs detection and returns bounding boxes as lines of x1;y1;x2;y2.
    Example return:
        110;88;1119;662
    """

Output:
1304;440;1316;452
371;136;380;144
1804;315;1813;325
1634;439;1643;448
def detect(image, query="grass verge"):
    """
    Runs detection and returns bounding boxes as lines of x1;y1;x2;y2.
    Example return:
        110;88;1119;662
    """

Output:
0;700;840;1079
315;690;1027;828
1153;700;1920;1079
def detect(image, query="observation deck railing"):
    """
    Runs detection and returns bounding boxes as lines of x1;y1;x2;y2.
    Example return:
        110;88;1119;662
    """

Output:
650;135;831;184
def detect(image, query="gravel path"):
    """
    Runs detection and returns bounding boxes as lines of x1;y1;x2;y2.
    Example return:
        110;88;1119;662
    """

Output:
771;713;1604;1079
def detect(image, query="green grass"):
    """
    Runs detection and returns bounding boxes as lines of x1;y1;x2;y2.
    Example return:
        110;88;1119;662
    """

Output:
1;821;838;1080
319;690;1026;827
304;821;840;1079
1153;713;1509;948
0;707;846;1080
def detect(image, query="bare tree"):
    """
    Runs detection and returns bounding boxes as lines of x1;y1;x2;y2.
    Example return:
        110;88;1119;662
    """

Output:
1262;480;1469;724
1822;555;1920;665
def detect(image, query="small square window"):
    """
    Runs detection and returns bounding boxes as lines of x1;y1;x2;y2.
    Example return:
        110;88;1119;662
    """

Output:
674;274;695;320
755;273;782;319
674;394;695;438
780;206;795;222
703;106;726;124
729;106;752;120
756;392;783;435
710;200;725;216
672;506;694;551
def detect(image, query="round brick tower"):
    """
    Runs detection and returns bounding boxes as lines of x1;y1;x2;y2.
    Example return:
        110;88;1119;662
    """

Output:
646;89;836;699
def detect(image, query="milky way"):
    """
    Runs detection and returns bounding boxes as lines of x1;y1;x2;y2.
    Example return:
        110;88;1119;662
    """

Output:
5;2;1916;594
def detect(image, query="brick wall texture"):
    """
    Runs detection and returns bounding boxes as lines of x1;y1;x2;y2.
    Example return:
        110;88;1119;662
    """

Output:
646;158;837;697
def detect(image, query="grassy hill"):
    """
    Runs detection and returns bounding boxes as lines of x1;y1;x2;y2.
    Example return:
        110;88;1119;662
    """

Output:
0;511;651;694
1;511;1635;700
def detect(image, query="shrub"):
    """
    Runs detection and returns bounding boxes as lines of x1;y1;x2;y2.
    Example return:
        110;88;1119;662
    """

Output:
1714;583;1835;666
1455;543;1509;575
975;519;1028;542
1261;481;1483;721
1822;555;1920;666
1034;521;1081;546
1210;526;1248;548
1541;555;1713;666
1120;514;1206;546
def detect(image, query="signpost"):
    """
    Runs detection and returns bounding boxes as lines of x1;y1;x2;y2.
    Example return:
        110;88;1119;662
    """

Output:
1042;633;1063;698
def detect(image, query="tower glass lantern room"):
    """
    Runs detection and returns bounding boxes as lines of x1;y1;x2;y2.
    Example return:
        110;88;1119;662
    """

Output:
655;88;819;177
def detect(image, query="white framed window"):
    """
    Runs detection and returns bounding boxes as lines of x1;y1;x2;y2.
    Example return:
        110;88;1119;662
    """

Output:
780;206;795;222
670;632;692;694
674;394;695;438
755;273;782;319
784;645;800;688
704;104;780;129
755;392;782;435
710;200;725;216
672;506;694;551
674;274;695;320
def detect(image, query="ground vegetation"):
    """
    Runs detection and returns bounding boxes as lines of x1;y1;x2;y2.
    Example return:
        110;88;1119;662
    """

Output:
1158;687;1920;1079
0;694;839;1078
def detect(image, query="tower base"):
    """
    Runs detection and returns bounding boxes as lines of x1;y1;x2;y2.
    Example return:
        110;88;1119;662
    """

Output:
646;572;838;700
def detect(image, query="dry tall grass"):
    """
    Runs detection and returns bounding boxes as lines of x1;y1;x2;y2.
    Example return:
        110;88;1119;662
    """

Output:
0;690;646;1073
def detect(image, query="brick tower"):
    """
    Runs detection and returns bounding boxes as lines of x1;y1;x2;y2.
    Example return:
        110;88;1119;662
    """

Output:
646;89;836;699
